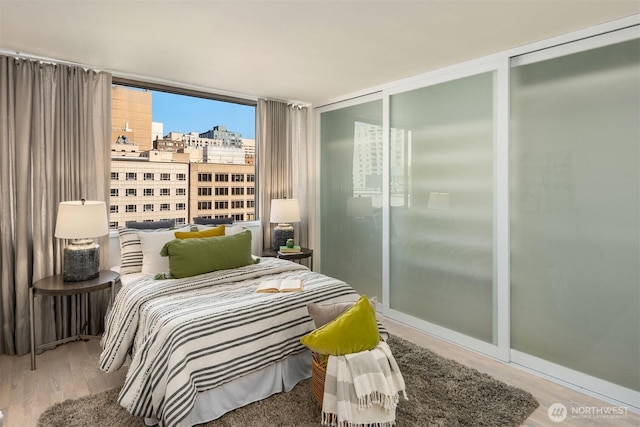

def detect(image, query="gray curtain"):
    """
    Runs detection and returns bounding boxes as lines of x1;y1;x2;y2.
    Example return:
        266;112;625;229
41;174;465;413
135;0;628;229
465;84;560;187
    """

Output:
0;55;111;355
288;104;310;249
257;99;309;254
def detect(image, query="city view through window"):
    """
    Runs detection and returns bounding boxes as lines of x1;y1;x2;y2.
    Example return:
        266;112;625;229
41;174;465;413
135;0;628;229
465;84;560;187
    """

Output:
109;85;256;228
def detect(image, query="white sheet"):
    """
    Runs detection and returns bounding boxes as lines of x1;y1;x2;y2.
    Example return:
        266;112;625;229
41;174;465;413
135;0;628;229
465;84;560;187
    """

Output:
145;349;312;426
117;271;148;287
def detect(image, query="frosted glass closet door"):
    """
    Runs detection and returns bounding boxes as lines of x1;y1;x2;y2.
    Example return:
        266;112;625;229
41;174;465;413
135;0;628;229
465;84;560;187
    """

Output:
510;39;640;391
319;100;383;302
389;73;495;343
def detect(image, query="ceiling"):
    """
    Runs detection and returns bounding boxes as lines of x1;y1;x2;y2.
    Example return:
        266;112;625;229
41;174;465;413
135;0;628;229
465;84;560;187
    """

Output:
0;1;638;106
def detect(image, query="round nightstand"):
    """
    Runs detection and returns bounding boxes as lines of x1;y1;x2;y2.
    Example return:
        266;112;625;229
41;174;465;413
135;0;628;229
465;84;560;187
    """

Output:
29;270;119;370
262;247;313;271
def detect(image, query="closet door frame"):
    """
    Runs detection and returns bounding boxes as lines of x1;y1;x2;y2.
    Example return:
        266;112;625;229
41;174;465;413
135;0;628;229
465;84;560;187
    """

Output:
381;59;509;361
508;24;640;410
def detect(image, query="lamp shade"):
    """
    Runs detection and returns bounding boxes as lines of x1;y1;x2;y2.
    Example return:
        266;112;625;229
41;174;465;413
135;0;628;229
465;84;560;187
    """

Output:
55;200;109;239
270;198;301;224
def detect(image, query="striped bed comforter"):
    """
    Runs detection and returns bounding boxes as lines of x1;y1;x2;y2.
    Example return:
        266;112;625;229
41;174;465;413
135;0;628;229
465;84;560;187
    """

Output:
99;258;361;427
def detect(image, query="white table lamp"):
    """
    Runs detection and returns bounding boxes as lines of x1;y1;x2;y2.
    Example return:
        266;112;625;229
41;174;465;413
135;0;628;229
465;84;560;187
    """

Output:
270;198;301;250
55;200;108;282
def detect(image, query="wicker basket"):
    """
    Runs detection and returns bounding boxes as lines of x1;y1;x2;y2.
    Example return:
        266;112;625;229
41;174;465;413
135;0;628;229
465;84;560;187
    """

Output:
310;337;384;407
311;351;329;407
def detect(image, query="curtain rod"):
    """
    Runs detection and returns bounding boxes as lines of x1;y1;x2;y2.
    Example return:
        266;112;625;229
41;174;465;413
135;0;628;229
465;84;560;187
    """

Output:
0;49;103;72
0;48;260;104
258;97;311;109
288;102;310;109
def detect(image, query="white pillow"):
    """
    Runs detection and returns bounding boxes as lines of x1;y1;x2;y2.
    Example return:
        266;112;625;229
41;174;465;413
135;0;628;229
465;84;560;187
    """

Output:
224;225;245;235
139;226;191;275
118;227;176;275
118;227;146;275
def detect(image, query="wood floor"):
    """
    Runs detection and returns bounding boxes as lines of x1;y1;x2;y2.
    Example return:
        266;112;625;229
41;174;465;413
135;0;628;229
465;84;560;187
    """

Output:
0;317;637;427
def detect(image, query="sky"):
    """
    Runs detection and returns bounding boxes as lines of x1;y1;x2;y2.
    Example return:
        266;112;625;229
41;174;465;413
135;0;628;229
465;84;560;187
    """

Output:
151;90;256;139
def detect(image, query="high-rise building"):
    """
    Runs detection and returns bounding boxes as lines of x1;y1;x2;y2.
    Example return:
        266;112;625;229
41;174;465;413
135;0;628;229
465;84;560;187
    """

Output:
198;125;242;147
111;86;153;151
189;163;256;222
243;138;255;165
109;86;256;227
110;159;190;228
203;146;245;164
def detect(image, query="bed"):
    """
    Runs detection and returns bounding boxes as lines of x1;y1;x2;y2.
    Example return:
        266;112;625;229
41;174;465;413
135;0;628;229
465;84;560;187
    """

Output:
100;226;370;427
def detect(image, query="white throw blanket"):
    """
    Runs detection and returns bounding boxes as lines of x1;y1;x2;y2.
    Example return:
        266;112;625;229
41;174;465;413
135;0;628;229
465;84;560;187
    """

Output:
322;341;408;427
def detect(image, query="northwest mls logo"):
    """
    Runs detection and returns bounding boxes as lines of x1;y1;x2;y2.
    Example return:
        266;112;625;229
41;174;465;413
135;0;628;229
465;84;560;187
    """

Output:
548;402;629;422
548;403;568;422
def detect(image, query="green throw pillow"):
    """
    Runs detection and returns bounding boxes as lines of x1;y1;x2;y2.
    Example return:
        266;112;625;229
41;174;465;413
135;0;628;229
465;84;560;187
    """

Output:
307;296;377;329
300;295;379;356
160;230;254;279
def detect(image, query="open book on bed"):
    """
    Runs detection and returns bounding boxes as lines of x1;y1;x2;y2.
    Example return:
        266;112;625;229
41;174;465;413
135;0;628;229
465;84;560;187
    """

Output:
256;278;303;293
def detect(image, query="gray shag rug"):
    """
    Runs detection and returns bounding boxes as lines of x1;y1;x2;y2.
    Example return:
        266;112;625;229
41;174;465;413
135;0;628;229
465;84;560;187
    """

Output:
37;336;538;426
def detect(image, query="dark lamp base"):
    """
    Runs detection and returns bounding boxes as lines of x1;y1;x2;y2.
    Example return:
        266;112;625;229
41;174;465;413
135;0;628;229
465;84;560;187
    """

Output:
272;224;294;251
63;244;100;282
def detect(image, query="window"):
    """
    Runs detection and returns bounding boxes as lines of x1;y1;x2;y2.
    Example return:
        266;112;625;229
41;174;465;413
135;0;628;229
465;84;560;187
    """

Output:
109;82;256;227
232;187;244;195
198;173;212;182
111;188;119;197
247;174;255;182
247;187;255;195
176;217;186;225
247;200;255;208
110;205;119;213
215;201;228;209
126;204;136;213
198;187;212;196
160;203;170;211
198;201;212;210
231;200;244;209
110;221;118;229
231;174;244;182
233;214;244;221
215;187;228;196
144;204;154;212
